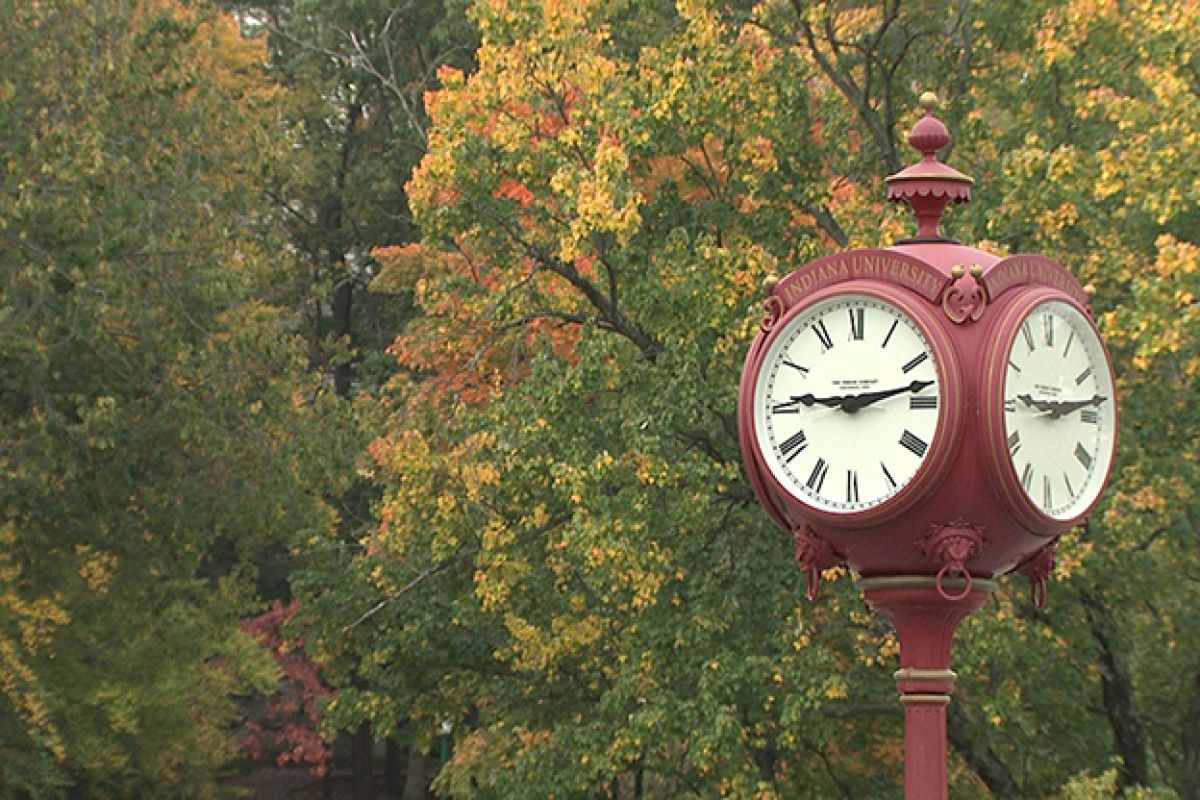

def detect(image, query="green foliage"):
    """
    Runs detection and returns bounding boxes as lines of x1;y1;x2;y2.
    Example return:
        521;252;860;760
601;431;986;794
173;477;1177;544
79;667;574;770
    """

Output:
1;0;1197;797
0;0;346;795
297;0;1200;797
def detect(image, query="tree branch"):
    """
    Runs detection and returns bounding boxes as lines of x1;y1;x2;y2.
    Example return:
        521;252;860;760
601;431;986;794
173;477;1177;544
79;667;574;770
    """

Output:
529;243;663;362
794;4;902;172
343;511;573;632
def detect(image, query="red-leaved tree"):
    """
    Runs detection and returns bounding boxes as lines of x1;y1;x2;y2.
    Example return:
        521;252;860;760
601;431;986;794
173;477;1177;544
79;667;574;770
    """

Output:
240;601;332;775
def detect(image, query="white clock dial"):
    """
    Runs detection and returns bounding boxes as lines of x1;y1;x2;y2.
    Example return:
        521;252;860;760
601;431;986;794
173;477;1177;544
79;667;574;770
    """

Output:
753;294;943;514
1002;299;1116;520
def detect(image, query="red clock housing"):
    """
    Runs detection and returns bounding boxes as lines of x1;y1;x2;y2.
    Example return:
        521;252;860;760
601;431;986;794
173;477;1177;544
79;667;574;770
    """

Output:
737;109;1115;597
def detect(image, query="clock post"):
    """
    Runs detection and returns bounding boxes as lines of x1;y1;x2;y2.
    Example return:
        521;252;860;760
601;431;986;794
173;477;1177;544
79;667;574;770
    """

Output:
737;94;1118;799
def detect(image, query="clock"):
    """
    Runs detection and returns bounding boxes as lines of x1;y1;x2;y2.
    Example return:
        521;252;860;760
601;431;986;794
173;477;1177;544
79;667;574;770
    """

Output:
982;290;1118;531
748;288;962;525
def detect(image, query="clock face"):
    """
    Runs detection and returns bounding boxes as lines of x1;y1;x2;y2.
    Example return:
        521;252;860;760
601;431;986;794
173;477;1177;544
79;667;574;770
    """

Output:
753;293;945;514
1001;299;1117;521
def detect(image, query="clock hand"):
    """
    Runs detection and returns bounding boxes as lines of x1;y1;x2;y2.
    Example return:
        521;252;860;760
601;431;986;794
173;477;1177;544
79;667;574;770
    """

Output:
784;392;848;409
841;380;935;413
1047;394;1109;419
1015;393;1108;418
1016;393;1056;413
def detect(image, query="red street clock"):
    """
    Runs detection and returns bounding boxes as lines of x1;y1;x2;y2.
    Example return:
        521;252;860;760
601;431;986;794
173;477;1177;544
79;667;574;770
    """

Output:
739;99;1117;598
737;95;1118;799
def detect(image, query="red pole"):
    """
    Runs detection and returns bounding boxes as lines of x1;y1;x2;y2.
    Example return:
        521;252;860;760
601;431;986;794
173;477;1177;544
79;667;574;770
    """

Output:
859;576;995;799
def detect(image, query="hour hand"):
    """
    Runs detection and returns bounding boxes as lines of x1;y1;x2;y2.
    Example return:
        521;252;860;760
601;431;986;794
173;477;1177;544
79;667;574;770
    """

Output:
780;393;846;410
1048;394;1109;418
1016;393;1056;413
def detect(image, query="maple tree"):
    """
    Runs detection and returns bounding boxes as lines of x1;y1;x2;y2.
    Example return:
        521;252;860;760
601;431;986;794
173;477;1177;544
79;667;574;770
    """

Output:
219;2;481;796
240;601;333;774
302;0;1200;798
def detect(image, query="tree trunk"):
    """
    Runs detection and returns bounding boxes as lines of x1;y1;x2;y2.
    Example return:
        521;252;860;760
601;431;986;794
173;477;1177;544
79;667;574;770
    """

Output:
1182;664;1200;799
1081;588;1149;791
330;274;355;396
402;745;433;800
384;737;403;794
351;722;374;800
946;702;1025;799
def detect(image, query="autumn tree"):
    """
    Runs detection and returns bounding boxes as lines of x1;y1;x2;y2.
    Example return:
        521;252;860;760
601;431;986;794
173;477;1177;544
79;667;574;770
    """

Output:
212;1;481;794
0;1;349;795
295;0;1199;798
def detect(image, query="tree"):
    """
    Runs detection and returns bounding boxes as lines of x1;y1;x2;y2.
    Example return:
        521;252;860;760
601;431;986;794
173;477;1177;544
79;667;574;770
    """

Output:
0;1;348;795
216;1;480;794
298;0;1200;797
321;2;899;797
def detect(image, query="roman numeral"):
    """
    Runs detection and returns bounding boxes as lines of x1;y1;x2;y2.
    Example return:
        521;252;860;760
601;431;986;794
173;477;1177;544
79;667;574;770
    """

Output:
1075;366;1093;386
1008;430;1021;456
846;470;859;503
1063;330;1075;357
783;359;809;375
1008;359;1022;374
910;395;938;410
1043;314;1054;347
899;430;928;458
881;462;897;490
1081;409;1099;424
849;308;865;340
1021;321;1036;352
1064;471;1075;499
1074;443;1093;470
882;319;899;349
901;352;929;374
812;319;834;350
1021;463;1034;491
1043;475;1052;509
1004;398;1016;413
772;402;800;414
779;430;808;462
807;458;829;492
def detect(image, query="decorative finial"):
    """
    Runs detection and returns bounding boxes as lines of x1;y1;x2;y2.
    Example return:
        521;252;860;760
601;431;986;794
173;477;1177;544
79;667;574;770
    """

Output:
886;95;974;243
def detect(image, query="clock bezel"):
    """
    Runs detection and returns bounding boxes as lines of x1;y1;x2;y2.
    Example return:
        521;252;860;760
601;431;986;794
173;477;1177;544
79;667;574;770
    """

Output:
743;283;965;528
980;288;1119;534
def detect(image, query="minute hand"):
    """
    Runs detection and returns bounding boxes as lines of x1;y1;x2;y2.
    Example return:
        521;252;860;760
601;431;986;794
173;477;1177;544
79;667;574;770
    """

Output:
841;380;934;413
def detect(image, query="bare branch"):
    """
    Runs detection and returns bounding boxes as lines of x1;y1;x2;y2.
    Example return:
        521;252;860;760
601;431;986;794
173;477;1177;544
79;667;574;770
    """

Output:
795;4;902;172
344;511;573;632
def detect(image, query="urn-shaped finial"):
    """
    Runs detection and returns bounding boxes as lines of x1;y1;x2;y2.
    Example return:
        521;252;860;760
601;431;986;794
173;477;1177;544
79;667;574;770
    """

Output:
886;93;974;242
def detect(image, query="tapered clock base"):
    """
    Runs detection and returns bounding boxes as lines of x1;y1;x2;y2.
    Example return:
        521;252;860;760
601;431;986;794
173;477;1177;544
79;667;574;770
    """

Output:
858;575;997;800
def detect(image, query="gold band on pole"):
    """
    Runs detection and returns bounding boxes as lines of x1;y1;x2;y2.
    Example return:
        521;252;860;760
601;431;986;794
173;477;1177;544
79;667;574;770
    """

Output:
894;668;957;682
856;575;999;593
900;694;952;705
